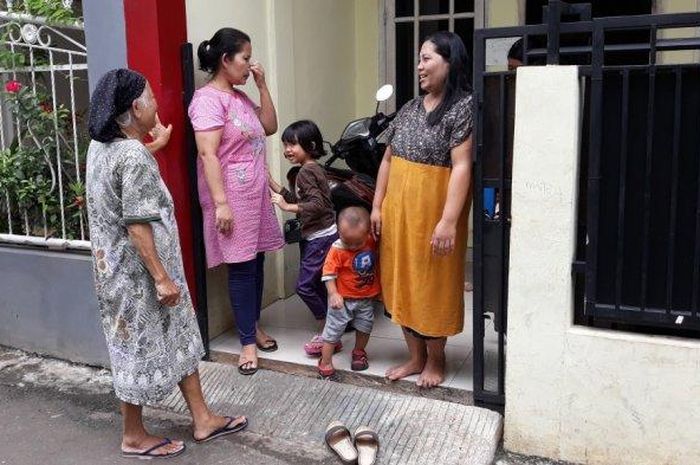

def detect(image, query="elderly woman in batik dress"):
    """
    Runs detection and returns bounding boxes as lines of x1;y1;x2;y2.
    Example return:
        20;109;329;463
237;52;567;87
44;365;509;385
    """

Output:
371;31;474;388
86;69;247;460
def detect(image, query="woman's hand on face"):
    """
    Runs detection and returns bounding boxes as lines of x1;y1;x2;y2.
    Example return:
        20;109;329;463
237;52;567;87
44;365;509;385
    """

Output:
431;218;457;256
370;207;382;240
155;276;181;307
215;202;234;235
249;61;266;89
148;113;173;153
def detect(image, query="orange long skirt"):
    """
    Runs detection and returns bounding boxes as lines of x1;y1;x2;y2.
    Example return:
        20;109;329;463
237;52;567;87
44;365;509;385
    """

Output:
380;156;470;337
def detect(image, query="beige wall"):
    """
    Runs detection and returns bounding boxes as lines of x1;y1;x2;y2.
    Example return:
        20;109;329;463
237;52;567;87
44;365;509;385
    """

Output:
505;65;700;465
185;0;380;337
355;0;381;117
656;0;700;63
487;0;523;27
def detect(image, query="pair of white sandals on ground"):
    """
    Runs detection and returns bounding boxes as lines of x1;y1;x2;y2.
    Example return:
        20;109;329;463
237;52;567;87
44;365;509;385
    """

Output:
325;421;379;465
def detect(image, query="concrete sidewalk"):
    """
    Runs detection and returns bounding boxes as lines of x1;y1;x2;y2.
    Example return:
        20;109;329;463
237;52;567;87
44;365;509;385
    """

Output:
0;347;502;465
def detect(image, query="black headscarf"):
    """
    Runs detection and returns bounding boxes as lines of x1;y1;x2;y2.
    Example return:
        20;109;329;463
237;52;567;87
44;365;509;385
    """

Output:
88;69;147;143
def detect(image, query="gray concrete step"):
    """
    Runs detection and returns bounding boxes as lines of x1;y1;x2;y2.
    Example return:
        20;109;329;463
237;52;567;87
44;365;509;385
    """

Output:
157;361;503;465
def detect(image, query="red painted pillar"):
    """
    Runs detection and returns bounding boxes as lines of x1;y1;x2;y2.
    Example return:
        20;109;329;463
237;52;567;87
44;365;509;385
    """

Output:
122;0;198;308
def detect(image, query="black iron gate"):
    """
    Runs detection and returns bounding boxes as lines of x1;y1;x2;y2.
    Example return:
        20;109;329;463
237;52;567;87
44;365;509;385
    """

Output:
472;0;700;408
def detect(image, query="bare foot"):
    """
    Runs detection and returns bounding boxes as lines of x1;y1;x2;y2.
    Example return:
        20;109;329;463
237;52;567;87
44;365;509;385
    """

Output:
416;356;445;388
121;434;184;456
385;359;425;381
193;414;247;442
256;326;272;342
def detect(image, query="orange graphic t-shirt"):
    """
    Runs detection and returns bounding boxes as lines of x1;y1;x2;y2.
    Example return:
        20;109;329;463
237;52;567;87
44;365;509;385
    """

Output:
322;236;380;299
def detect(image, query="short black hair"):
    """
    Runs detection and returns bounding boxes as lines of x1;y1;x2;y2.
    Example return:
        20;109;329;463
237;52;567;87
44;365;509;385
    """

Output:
281;120;326;159
338;206;370;230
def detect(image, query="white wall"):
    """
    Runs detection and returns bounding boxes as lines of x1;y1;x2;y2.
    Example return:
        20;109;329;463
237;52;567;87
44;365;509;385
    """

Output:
504;65;700;465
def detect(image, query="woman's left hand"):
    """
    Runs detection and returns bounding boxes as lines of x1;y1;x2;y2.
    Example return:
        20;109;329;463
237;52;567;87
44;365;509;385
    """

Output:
147;113;173;153
250;61;267;89
431;218;457;256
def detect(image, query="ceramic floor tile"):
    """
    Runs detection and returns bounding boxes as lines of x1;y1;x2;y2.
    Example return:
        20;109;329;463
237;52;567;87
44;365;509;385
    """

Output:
259;295;319;331
213;292;478;391
445;357;475;391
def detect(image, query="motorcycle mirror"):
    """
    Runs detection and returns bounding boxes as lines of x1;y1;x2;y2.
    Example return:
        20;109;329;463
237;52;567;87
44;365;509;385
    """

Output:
375;84;394;102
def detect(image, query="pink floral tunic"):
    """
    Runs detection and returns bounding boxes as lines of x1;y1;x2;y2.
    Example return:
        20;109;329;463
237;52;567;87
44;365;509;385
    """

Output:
188;86;284;267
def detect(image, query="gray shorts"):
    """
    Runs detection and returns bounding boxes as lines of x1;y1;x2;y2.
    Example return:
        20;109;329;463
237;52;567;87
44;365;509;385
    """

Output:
321;298;380;343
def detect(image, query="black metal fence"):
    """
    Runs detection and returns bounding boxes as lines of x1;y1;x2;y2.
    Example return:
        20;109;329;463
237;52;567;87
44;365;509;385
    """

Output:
584;13;700;333
472;0;700;407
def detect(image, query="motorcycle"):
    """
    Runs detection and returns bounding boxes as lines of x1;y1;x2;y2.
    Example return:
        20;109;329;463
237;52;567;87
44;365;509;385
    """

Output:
283;85;396;243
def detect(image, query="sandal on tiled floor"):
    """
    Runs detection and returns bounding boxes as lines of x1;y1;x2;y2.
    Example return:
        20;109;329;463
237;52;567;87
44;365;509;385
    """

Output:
304;335;342;357
351;349;369;371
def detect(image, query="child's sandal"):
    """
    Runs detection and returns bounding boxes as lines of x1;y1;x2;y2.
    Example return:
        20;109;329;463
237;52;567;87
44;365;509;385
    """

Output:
318;360;338;380
351;349;369;371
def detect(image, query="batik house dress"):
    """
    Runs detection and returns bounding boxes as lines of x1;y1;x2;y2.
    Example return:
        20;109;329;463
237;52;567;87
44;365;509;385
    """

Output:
86;139;205;405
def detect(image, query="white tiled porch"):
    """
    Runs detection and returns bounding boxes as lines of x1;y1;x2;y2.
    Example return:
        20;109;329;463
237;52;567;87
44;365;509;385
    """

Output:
210;289;502;391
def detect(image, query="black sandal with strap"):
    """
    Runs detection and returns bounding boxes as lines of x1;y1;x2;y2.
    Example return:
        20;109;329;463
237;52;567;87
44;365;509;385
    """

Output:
121;438;186;460
256;339;278;352
238;360;258;376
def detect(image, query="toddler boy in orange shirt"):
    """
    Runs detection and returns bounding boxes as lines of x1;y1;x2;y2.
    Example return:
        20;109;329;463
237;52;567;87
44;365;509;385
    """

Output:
318;207;381;379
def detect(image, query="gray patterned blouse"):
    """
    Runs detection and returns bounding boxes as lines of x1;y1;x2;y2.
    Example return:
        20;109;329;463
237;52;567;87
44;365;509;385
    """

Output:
384;94;474;167
86;139;204;405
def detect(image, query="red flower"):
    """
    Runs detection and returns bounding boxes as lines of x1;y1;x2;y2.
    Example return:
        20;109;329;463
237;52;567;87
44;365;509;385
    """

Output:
72;195;85;208
5;80;22;93
39;101;52;113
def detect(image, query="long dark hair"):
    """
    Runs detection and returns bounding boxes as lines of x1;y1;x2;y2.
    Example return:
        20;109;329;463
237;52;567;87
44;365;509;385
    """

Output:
197;28;251;74
421;31;471;126
281;120;327;159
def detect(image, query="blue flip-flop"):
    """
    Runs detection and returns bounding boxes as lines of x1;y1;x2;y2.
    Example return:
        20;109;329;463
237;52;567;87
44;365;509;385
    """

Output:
194;416;249;444
121;438;185;460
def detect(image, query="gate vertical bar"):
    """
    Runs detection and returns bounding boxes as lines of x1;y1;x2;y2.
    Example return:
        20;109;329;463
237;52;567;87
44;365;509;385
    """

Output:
497;74;507;396
692;103;700;314
472;27;487;403
585;23;604;316
640;26;657;313
614;70;630;311
666;69;682;314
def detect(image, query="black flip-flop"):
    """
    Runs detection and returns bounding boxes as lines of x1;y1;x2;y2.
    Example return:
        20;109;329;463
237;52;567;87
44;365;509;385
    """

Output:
194;416;249;444
256;339;278;352
238;360;258;376
121;438;185;460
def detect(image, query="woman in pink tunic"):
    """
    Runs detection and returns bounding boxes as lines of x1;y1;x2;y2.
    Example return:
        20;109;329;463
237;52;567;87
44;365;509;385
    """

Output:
189;28;284;375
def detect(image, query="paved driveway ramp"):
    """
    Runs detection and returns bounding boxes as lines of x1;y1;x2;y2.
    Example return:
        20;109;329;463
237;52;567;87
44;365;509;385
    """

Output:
157;361;503;465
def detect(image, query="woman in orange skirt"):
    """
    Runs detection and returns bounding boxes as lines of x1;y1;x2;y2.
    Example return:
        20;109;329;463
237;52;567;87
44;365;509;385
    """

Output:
371;31;473;388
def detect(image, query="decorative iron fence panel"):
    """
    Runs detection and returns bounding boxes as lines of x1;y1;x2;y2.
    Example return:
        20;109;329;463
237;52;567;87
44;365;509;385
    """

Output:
0;0;89;250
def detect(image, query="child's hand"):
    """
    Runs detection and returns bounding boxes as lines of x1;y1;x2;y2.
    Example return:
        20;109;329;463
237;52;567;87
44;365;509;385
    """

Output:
271;192;289;211
329;293;344;310
268;174;281;193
